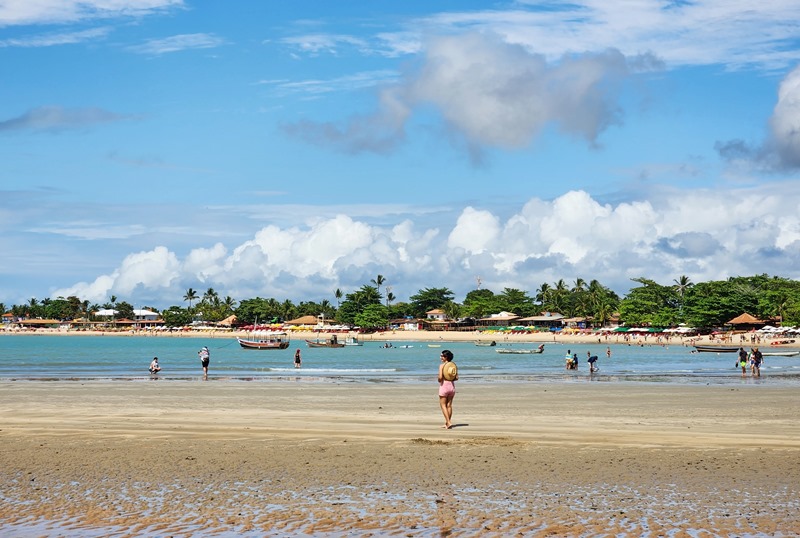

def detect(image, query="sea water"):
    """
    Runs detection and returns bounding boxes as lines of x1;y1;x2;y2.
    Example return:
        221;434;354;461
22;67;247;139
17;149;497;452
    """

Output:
1;334;799;385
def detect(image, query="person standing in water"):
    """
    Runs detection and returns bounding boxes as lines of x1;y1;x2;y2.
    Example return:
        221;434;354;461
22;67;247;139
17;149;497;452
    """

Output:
294;349;302;368
438;349;458;429
198;346;210;379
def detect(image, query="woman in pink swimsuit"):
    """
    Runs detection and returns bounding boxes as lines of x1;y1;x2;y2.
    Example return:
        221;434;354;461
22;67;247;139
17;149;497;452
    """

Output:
438;350;457;429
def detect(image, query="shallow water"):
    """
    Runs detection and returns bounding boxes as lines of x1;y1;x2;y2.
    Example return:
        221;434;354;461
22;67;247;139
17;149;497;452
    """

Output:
1;334;799;385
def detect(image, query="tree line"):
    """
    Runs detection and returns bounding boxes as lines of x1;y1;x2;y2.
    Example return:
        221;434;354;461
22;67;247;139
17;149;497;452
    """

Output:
4;273;800;330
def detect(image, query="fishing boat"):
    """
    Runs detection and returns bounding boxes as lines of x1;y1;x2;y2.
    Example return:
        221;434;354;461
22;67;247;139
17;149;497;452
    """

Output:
237;332;290;350
344;336;363;346
692;345;739;353
496;344;545;355
475;340;497;347
306;336;346;348
427;344;441;348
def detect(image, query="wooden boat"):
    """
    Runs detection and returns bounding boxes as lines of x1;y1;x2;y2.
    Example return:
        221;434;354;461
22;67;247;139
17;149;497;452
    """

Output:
692;345;739;353
427;344;441;348
496;344;545;355
769;339;796;346
475;340;497;347
237;332;290;350
306;336;345;348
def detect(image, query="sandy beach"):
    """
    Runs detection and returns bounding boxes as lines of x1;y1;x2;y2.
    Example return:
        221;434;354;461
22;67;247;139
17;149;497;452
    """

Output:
1;380;798;536
2;326;770;349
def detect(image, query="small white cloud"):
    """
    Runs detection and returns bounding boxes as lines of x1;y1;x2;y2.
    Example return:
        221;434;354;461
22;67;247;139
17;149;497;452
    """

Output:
128;33;224;55
0;0;184;27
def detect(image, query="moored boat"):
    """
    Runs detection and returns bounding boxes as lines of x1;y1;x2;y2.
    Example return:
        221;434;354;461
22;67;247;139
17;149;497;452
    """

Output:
344;336;363;346
306;336;346;348
496;344;545;355
475;340;497;347
237;332;290;350
692;345;739;353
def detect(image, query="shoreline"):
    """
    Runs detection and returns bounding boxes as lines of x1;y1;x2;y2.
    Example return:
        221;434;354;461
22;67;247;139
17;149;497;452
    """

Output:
1;327;788;349
1;382;798;535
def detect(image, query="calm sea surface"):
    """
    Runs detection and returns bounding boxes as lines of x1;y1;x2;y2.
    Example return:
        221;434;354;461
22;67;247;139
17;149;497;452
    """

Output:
2;334;800;385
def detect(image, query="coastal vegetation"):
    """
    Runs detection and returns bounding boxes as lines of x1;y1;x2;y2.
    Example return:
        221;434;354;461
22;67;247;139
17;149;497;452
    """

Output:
4;274;800;329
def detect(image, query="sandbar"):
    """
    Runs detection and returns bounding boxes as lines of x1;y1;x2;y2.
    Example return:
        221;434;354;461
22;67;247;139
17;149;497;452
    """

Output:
1;381;798;536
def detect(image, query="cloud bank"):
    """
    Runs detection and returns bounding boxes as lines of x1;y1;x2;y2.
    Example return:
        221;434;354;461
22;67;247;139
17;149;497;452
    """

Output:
52;186;800;306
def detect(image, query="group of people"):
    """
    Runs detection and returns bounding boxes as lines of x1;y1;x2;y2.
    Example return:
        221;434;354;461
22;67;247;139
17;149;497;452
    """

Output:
737;347;763;377
564;349;600;372
149;345;306;378
148;346;211;378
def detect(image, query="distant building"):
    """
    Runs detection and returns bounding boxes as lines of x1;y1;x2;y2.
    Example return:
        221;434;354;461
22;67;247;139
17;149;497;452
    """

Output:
477;311;520;327
426;308;447;321
518;312;565;330
133;309;159;321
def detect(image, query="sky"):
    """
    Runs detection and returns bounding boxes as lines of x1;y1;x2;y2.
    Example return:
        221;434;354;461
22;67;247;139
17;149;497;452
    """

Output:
3;0;800;310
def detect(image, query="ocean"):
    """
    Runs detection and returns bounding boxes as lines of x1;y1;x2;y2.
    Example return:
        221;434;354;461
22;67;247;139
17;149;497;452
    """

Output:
2;334;799;385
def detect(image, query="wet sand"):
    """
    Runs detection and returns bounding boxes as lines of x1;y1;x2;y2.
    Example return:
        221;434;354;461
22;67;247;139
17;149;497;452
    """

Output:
1;381;799;536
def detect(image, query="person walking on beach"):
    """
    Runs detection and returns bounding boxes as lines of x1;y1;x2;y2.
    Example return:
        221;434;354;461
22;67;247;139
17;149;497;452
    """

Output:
737;347;748;377
438;349;458;429
752;347;763;377
198;346;210;378
294;349;302;368
149;357;161;375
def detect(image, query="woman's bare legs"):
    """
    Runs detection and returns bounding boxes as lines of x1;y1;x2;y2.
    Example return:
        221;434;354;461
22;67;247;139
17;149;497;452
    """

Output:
439;395;454;428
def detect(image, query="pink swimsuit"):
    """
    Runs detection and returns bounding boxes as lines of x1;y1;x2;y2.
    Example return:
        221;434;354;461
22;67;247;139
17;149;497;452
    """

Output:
438;379;455;397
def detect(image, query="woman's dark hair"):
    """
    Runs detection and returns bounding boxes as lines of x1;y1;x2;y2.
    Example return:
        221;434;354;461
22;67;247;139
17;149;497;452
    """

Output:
441;349;454;361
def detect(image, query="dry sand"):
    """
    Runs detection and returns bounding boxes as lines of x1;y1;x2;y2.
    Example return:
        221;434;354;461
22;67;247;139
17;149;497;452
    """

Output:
1;380;798;536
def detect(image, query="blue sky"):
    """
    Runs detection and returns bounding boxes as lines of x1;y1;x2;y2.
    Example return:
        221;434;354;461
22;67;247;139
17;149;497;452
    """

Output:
3;1;800;309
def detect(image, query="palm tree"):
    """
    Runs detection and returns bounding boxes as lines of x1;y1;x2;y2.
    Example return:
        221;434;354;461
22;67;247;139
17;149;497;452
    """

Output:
385;286;393;306
183;288;198;311
673;275;693;298
334;288;343;308
535;283;551;308
673;275;693;319
203;288;219;305
371;274;387;300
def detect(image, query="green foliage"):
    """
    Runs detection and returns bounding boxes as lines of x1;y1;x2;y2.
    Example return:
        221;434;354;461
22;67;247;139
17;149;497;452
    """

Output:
115;301;134;320
462;289;496;318
497;288;535;316
354;304;389;329
408;287;455;318
7;273;800;331
235;298;284;324
337;285;383;325
161;306;192;327
618;278;678;327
